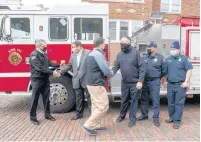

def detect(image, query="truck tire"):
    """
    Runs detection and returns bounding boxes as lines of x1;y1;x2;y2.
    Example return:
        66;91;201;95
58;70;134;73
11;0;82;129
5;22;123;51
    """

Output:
39;75;76;113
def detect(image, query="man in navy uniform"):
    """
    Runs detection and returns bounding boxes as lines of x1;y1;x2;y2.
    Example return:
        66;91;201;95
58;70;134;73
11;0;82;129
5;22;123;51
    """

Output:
165;41;193;129
112;36;146;128
137;41;167;127
29;39;61;125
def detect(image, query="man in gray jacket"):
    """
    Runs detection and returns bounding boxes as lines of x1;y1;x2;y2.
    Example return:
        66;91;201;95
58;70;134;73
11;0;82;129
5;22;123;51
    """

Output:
83;37;114;136
61;41;91;120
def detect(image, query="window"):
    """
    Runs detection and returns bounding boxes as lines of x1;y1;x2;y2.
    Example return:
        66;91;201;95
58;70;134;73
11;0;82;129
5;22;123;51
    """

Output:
109;20;143;41
11;18;30;39
171;0;180;13
161;0;181;13
120;22;129;39
92;0;144;3
74;18;103;40
131;0;144;3
49;17;68;40
109;22;116;40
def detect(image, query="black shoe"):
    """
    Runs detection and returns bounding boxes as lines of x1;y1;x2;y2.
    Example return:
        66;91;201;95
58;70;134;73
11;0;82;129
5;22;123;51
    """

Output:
71;116;83;120
154;120;160;127
128;121;136;128
82;126;97;136
137;115;148;121
45;115;56;121
165;118;173;123
95;127;107;131
116;117;124;122
173;122;180;129
30;119;40;125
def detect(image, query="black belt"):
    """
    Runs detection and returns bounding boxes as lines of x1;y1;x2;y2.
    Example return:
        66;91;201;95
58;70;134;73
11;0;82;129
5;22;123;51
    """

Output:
168;81;184;85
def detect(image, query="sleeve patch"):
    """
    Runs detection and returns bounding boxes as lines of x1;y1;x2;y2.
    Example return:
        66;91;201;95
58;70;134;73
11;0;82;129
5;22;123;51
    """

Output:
31;56;36;60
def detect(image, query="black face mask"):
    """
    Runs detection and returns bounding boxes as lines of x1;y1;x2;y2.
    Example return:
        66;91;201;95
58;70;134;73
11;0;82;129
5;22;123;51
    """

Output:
147;49;152;55
42;46;47;52
121;43;130;52
102;47;106;52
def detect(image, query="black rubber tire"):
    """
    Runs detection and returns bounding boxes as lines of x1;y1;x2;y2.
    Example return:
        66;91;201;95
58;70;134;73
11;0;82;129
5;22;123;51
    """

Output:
39;75;76;113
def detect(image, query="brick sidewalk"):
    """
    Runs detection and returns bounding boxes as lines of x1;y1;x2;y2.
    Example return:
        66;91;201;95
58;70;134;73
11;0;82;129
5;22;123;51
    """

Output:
0;95;200;141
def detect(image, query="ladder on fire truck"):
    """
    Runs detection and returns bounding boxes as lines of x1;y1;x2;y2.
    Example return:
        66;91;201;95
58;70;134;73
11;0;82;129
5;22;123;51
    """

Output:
131;21;153;47
131;12;165;47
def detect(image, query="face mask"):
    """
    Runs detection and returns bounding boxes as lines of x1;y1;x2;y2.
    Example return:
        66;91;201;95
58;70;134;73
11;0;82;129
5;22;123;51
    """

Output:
147;49;152;55
170;50;178;56
102;47;106;52
72;48;77;54
42;46;47;52
121;43;130;52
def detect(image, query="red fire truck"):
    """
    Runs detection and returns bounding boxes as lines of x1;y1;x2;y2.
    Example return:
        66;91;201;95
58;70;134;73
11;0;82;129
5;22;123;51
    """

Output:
109;16;200;102
0;3;109;112
0;3;199;113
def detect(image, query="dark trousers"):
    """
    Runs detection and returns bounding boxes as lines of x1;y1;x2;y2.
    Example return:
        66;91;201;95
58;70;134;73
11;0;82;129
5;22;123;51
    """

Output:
30;78;51;119
167;83;186;122
140;79;161;121
119;82;141;122
74;86;91;117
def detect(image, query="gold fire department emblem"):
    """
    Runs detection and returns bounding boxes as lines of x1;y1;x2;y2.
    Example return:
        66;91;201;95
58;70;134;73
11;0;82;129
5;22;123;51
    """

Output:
8;52;22;66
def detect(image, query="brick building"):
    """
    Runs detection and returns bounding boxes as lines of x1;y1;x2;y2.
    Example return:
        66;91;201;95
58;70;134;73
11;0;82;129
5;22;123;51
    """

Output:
82;0;200;64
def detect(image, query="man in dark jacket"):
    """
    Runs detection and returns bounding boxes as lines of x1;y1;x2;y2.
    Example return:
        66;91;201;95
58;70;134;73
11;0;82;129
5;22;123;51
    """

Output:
29;39;60;125
112;36;146;128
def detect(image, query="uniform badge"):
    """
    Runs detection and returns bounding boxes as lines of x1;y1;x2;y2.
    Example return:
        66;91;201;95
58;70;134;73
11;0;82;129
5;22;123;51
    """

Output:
31;56;36;60
8;51;22;66
154;58;158;62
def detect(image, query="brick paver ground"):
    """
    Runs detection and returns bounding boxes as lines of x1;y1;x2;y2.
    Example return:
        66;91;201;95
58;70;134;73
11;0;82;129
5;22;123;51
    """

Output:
0;94;200;141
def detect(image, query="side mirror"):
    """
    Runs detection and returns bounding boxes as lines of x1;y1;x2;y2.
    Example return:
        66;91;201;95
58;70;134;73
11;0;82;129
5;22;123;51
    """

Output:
4;17;11;36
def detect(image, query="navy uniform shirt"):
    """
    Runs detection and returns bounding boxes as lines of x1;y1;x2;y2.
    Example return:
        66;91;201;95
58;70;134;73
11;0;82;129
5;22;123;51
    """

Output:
142;53;167;80
29;50;59;79
166;54;193;83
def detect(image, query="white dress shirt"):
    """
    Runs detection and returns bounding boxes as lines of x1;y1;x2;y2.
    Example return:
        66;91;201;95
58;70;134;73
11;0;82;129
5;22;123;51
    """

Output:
76;49;83;67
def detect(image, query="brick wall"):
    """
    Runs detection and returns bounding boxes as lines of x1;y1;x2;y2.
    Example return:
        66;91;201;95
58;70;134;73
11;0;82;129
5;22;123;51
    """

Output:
82;0;200;64
152;0;200;22
109;43;120;65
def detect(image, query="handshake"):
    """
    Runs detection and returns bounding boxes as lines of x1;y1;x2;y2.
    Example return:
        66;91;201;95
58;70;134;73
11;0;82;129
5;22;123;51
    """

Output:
53;69;61;77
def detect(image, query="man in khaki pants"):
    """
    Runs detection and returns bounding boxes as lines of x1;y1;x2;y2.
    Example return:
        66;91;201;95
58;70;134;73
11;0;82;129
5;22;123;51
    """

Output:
83;37;114;136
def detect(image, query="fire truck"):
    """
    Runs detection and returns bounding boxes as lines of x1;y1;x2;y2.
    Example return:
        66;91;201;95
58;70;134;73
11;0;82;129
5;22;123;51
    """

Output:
110;16;200;102
0;3;200;113
0;3;110;113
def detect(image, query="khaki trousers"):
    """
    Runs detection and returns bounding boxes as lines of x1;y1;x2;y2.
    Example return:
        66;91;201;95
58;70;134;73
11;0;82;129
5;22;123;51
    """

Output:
83;85;109;130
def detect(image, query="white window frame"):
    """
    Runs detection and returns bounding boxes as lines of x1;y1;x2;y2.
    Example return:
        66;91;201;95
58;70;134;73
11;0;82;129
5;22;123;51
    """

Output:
92;0;144;4
109;20;132;42
160;0;181;14
109;20;143;42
